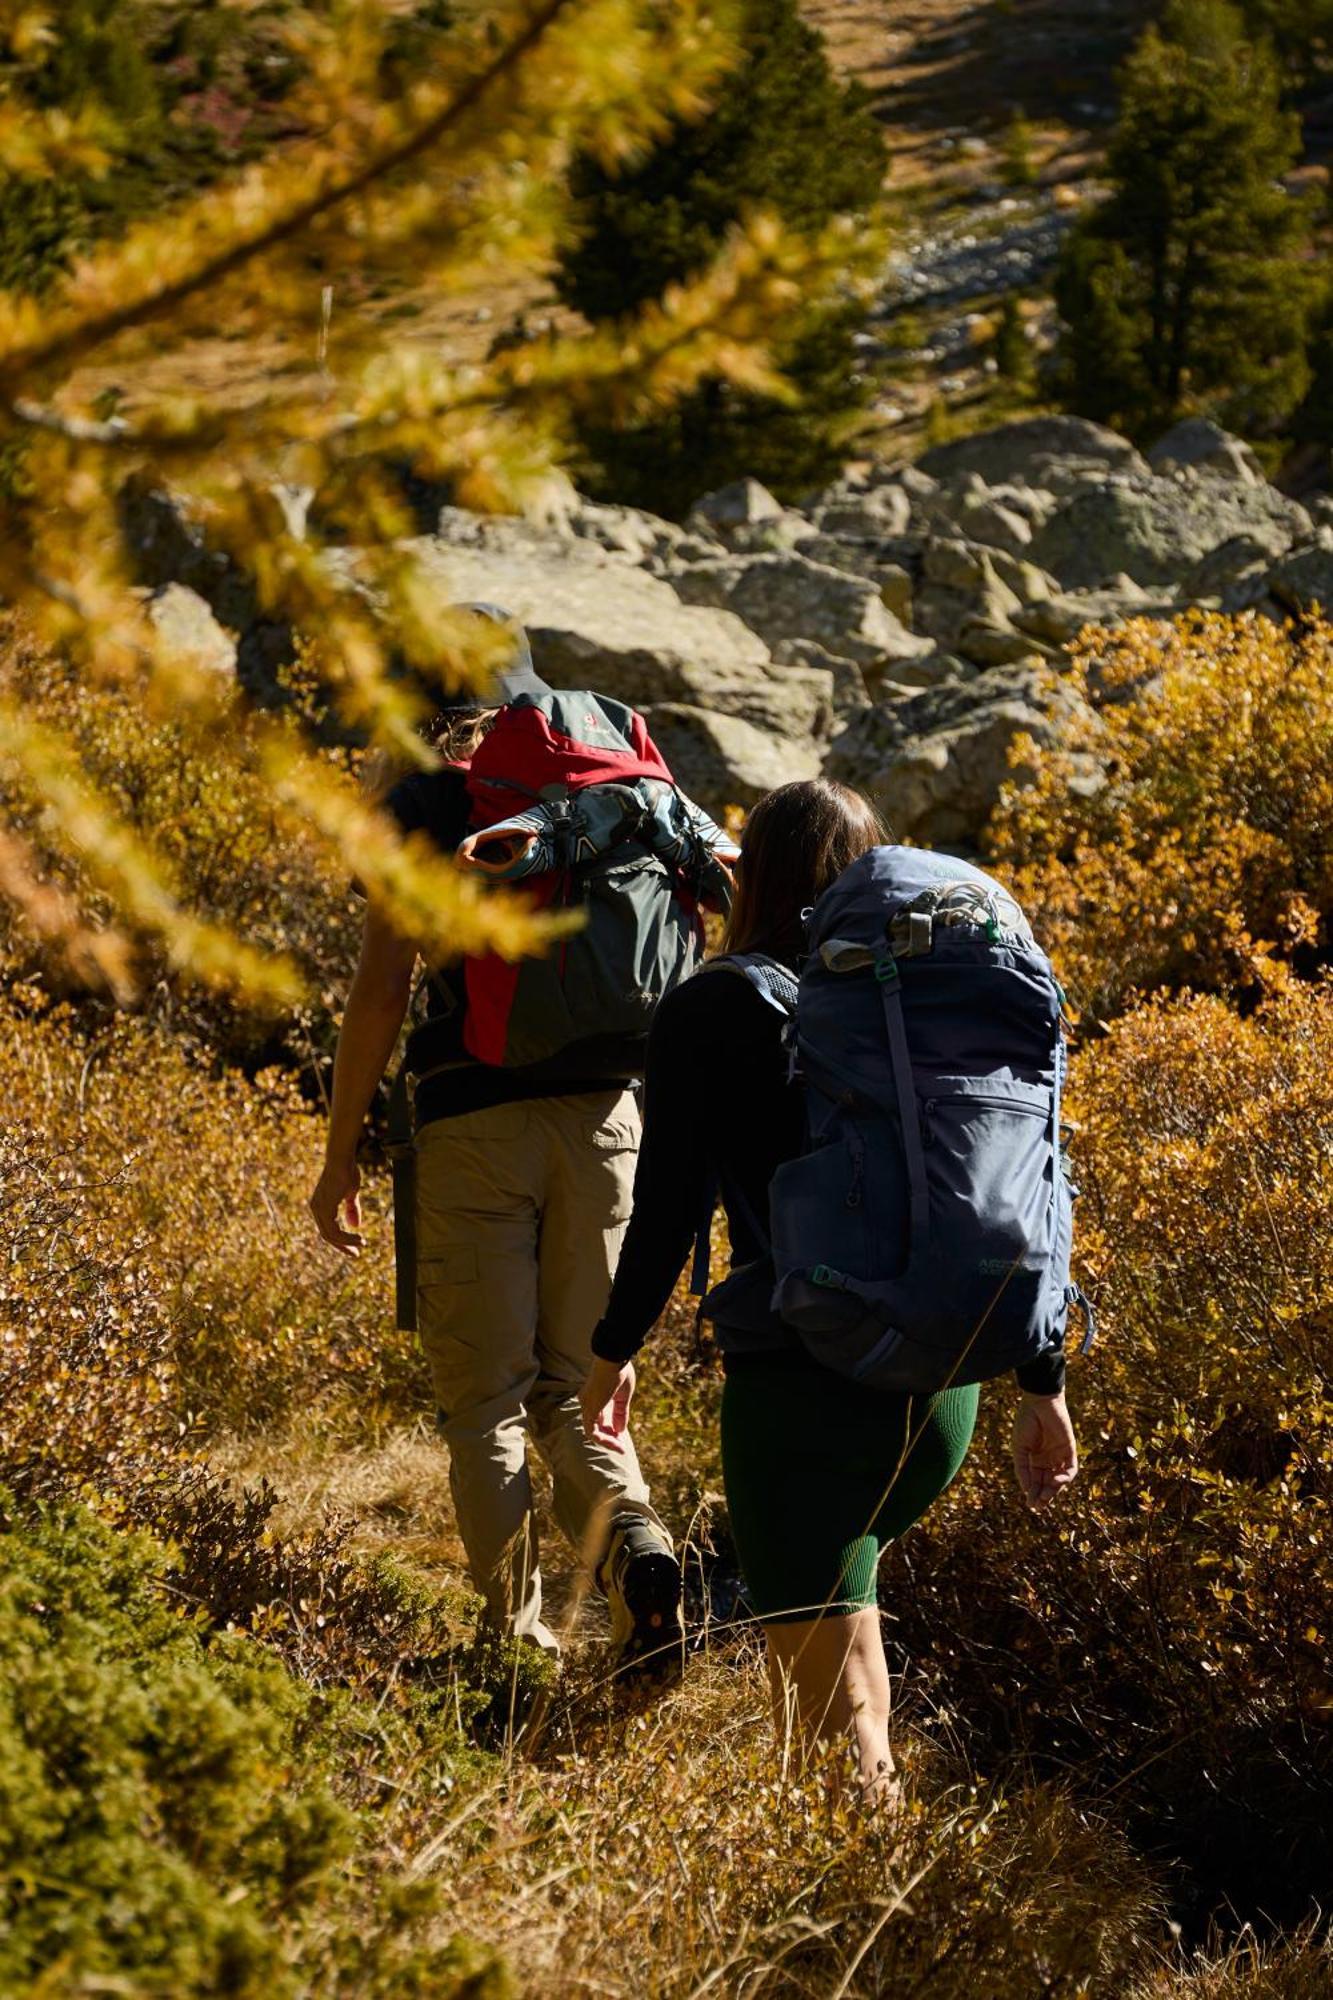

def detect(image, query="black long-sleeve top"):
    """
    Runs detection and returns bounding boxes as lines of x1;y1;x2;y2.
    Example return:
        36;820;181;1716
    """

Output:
591;962;1068;1398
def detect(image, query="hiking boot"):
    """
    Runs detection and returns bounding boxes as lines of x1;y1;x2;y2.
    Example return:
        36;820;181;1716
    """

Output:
596;1516;684;1682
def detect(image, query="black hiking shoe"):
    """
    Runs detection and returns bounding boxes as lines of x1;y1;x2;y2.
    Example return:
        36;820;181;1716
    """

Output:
596;1517;684;1684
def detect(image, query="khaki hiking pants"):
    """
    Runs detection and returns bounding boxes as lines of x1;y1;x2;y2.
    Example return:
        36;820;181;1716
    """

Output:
415;1088;665;1652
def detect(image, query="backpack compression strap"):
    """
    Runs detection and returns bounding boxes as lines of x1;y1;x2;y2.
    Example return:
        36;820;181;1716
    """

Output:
875;955;931;1261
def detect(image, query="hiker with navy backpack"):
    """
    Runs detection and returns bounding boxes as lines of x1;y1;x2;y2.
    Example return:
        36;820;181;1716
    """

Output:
580;777;1085;1800
310;606;736;1668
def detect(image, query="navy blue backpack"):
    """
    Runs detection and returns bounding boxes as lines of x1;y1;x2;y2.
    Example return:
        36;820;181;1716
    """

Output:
700;846;1094;1393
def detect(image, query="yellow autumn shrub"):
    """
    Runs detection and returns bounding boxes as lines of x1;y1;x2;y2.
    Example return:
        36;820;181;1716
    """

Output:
0;986;406;1441
0;622;360;1059
989;611;1333;1020
881;977;1333;1932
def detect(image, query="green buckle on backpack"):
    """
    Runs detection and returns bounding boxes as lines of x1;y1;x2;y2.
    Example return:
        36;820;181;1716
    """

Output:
873;956;900;988
812;1263;844;1289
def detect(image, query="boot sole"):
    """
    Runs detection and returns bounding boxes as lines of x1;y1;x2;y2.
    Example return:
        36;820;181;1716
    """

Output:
614;1550;685;1681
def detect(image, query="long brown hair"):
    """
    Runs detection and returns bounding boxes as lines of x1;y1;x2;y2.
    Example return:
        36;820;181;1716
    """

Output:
721;778;886;959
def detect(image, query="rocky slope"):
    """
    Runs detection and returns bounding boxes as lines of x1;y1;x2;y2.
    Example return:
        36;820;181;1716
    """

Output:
142;412;1333;846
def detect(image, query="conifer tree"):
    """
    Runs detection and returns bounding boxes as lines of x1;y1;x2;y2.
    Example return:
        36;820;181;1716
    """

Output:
1054;0;1315;442
1241;1;1333;80
0;0;851;1003
554;0;886;517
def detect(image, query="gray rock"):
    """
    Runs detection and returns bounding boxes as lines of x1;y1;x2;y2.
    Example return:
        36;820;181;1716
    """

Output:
986;550;1061;605
148;583;237;676
827;665;1102;848
984;482;1062;531
895;464;940;499
916;539;1028;655
119;474;260;640
797;536;916;618
644;703;822;810
885;650;977;690
953;489;1034;554
567;498;692;565
811;483;913;539
119;473;294;697
687;478;783;536
772;637;870;712
1148;418;1265;486
1030;476;1309;591
920;536;996;594
955;620;1053;668
922;474;1048;557
720;512;819;556
1264;545;1333;614
667;550;934;671
919;416;1149;491
405;527;830;745
1182;533;1295;606
1011;579;1161;647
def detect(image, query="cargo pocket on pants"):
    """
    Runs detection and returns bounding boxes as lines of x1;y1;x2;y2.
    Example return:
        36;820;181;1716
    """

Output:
416;1245;480;1422
587;1110;639;1224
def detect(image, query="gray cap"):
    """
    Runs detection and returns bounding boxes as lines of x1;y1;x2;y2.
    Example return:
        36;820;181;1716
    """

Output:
436;601;549;711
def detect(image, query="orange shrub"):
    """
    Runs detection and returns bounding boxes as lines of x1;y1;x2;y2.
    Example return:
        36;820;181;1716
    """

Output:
878;979;1333;1934
0;625;360;1062
989;611;1333;1020
0;988;409;1438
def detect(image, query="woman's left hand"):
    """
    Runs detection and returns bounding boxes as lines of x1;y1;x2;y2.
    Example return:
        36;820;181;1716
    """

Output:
580;1356;636;1453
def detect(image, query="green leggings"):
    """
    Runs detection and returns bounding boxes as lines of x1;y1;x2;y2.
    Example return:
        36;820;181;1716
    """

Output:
720;1350;980;1624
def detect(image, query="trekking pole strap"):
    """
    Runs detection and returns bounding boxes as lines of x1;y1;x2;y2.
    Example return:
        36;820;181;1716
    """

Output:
877;960;931;1258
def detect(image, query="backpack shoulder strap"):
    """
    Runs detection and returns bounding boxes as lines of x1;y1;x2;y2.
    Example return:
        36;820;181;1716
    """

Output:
702;951;799;1017
687;953;796;1294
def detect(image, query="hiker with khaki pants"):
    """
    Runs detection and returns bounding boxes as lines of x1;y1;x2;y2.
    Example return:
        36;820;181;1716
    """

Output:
310;608;736;1671
415;1090;659;1650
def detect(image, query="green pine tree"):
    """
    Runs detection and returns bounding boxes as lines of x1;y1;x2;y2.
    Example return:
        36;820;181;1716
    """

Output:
554;0;886;516
994;294;1033;383
1240;1;1333;79
1054;0;1315;443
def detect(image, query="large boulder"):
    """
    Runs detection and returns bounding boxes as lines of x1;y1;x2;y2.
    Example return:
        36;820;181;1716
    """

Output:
119;476;296;697
1148;418;1265;486
1263;544;1333;614
1010;578;1172;647
826;665;1102;850
914;538;1040;659
772;637;871;711
120;475;260;642
919;416;1149;492
406;524;832;746
644;704;822;809
666;550;934;675
796;539;916;620
1029;477;1309;592
809;481;913;540
687;478;784;541
565;498;696;565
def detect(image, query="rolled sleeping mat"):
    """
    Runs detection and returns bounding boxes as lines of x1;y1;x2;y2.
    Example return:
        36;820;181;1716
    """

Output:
456;811;555;881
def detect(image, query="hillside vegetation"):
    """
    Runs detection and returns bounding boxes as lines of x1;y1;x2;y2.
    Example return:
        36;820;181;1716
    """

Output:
4;604;1332;1994
2;1;1332;1993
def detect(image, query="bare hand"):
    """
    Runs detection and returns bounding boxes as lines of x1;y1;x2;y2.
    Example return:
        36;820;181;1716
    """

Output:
580;1357;636;1454
1012;1390;1079;1509
309;1156;363;1256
